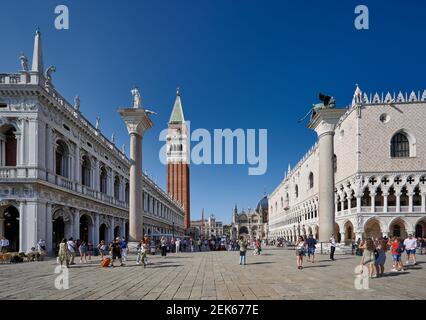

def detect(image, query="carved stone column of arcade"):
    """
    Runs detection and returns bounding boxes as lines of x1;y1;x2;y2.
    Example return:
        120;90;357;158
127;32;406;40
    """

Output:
308;108;346;243
118;88;154;252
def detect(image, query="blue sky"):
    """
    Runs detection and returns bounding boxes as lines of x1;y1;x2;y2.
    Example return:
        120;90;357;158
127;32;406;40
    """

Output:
1;0;425;224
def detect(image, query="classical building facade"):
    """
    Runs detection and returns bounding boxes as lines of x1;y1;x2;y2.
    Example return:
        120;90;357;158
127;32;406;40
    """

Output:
190;214;224;239
231;195;268;240
268;86;426;243
166;89;190;228
0;30;185;254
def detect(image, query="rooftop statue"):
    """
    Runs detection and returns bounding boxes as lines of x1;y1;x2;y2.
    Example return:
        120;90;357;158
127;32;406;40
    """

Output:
19;52;29;72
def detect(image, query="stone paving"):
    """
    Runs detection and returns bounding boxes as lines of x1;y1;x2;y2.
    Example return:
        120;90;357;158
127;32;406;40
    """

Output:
0;248;425;300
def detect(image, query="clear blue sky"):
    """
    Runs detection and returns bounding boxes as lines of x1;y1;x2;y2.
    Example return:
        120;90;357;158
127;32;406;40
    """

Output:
1;0;425;224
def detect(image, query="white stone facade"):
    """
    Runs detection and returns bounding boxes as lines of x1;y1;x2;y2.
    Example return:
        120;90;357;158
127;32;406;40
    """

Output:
268;87;426;243
0;31;185;254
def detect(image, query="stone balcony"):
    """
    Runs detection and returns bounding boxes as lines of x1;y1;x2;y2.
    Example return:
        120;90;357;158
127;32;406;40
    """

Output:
0;165;129;210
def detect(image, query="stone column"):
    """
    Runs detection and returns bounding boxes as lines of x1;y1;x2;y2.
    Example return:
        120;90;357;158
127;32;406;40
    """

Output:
73;210;80;239
370;192;376;213
19;201;25;252
347;195;352;214
46;203;53;255
94;214;100;245
396;190;401;213
308;108;346;242
340;231;346;243
119;103;153;252
408;192;414;213
356;196;361;213
421;193;426;213
109;216;115;242
383;192;388;213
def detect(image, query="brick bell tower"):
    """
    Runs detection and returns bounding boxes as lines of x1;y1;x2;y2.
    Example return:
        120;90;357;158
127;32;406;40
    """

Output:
167;88;190;229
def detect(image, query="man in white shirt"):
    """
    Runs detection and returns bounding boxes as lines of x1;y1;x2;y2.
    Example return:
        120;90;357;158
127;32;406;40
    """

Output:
329;235;336;261
67;237;77;265
175;238;180;253
403;234;417;265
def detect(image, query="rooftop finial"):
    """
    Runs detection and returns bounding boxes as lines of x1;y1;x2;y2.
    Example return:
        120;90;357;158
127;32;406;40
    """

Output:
31;28;44;73
176;87;181;96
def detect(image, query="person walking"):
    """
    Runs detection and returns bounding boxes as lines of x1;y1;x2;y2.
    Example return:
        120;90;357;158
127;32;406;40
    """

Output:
160;236;167;257
58;238;69;268
79;241;88;263
87;242;93;261
0;236;9;253
359;238;376;278
307;234;317;263
98;240;109;260
403;234;417;265
197;239;202;252
296;236;306;270
329;234;336;261
37;239;47;260
390;237;404;272
175;238;180;253
239;236;248;265
375;239;387;277
121;237;128;262
67;237;77;265
109;237;124;267
136;239;148;267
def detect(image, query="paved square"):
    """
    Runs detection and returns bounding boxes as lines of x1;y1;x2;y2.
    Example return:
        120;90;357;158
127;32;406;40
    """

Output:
0;248;425;300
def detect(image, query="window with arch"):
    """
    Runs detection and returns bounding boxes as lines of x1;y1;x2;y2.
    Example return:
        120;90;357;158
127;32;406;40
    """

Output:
295;185;299;198
308;172;314;189
391;132;410;158
55;140;70;178
100;166;108;194
114;175;120;199
81;155;91;187
281;197;283;208
0;125;17;166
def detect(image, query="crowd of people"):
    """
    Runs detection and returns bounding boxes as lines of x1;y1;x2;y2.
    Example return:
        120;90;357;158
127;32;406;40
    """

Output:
292;233;425;275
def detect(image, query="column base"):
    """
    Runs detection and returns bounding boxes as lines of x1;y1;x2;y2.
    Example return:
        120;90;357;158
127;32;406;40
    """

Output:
127;241;140;254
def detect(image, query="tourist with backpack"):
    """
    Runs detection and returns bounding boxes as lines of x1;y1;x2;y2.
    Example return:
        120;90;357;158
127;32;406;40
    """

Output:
58;238;69;268
238;236;248;265
390;237;405;272
307;234;317;263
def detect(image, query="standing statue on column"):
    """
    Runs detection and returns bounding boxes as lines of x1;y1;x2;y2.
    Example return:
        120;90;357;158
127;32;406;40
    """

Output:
131;87;142;109
95;117;100;130
74;95;80;111
19;52;29;72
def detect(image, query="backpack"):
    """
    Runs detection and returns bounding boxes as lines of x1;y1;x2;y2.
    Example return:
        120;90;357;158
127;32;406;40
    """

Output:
397;243;405;254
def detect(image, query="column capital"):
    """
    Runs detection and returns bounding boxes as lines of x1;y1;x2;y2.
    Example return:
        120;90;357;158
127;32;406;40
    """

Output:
307;108;347;137
118;108;153;137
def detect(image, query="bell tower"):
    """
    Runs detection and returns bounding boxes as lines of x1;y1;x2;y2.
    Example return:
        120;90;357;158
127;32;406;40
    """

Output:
167;88;190;229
